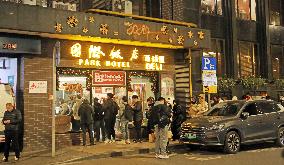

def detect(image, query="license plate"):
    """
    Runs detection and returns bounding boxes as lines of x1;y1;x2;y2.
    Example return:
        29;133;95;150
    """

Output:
185;133;196;139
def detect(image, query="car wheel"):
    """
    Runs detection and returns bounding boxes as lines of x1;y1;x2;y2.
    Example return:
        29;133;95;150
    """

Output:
275;127;284;147
224;131;241;154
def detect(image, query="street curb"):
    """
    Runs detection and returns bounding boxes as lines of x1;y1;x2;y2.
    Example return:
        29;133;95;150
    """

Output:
52;143;185;164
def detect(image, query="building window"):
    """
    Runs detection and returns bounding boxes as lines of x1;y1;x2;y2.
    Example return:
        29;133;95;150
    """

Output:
271;46;283;79
201;0;223;15
238;42;257;77
235;0;257;21
130;0;146;16
203;39;226;76
269;0;284;26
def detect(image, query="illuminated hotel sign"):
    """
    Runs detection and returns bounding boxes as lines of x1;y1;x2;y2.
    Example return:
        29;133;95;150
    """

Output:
70;43;165;71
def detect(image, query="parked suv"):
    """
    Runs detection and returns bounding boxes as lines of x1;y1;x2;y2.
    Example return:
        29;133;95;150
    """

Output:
180;100;284;154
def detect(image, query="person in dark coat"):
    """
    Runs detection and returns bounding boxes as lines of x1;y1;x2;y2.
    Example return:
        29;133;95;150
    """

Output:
151;97;172;159
78;99;95;146
2;103;22;162
146;97;155;136
131;95;143;143
102;93;119;143
171;99;186;141
93;97;105;142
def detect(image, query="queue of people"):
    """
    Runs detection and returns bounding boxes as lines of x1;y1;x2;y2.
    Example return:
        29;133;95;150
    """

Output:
68;94;187;158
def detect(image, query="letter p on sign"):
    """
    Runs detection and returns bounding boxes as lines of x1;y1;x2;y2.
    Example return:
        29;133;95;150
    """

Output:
202;57;217;71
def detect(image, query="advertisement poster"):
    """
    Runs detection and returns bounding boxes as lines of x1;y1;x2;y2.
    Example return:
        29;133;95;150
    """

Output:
29;81;47;93
161;73;174;101
93;71;126;86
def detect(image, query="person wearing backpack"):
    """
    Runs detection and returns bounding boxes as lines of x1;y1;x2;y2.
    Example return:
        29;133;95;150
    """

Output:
119;96;133;144
131;95;143;143
151;97;172;159
102;93;119;143
93;97;105;142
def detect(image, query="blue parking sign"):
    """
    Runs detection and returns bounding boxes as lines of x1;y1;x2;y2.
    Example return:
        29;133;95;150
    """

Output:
202;57;217;71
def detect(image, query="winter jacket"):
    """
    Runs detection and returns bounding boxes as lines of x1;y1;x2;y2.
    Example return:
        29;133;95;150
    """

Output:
93;102;104;121
132;101;143;122
120;103;133;121
78;102;94;125
72;99;82;120
102;99;119;120
2;109;22;131
172;104;186;126
151;103;172;128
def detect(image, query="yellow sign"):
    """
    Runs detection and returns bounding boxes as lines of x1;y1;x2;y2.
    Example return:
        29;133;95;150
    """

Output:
109;47;123;59
130;48;139;61
70;43;165;70
71;43;81;58
203;85;217;93
144;55;165;71
89;45;105;59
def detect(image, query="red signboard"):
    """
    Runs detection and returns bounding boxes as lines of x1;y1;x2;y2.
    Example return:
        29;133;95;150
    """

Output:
93;71;126;86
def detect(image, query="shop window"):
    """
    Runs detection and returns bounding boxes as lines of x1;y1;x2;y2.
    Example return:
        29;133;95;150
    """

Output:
201;0;223;15
271;45;283;79
235;0;256;21
203;39;226;76
238;42;257;78
269;0;284;26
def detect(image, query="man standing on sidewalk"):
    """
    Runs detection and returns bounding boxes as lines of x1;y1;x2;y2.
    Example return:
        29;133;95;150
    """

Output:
2;102;22;162
93;97;105;142
103;93;119;143
151;97;171;159
120;96;133;144
131;95;143;143
78;99;95;146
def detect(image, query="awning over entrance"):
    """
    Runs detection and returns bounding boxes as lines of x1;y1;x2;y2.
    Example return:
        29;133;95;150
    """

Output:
0;2;211;50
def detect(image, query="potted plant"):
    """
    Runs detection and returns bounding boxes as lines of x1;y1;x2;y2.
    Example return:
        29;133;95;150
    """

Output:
240;76;266;90
218;77;236;92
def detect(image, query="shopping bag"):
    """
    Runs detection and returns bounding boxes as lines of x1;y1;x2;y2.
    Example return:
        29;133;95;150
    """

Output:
148;133;156;143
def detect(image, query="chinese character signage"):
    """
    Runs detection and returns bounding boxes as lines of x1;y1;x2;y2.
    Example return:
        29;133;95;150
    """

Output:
93;71;126;86
0;2;211;49
70;43;166;71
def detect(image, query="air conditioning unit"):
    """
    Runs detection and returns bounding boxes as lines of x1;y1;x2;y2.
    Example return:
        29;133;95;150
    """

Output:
112;0;132;14
52;1;76;11
22;0;36;5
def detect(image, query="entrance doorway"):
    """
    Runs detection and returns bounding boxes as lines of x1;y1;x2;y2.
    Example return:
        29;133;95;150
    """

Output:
0;57;17;124
0;56;23;151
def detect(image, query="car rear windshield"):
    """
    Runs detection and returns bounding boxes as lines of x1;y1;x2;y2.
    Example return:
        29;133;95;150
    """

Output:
206;102;244;116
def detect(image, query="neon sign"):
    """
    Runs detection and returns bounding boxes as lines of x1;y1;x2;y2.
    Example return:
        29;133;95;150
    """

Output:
70;43;165;70
144;55;165;71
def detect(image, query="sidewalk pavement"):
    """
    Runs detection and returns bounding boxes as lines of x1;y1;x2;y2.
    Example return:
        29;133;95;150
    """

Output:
9;141;184;165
